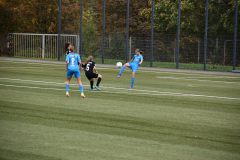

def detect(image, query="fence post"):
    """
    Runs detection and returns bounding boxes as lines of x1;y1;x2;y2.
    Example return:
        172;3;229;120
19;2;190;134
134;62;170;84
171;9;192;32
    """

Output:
150;0;155;67
76;36;80;53
175;0;181;69
125;0;130;62
79;0;83;55
57;0;62;61
102;0;106;64
197;40;200;63
129;36;132;60
42;35;45;59
223;40;228;65
233;0;238;71
203;0;209;70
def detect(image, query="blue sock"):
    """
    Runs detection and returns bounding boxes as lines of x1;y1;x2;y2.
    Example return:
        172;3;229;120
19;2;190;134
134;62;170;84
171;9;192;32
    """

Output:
130;77;135;88
119;66;126;75
66;84;70;92
79;85;84;93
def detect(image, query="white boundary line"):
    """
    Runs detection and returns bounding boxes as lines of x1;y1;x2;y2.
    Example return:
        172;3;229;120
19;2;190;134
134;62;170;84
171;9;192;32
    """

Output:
158;76;240;79
0;78;239;101
0;60;63;66
0;67;44;69
0;78;65;85
156;76;239;84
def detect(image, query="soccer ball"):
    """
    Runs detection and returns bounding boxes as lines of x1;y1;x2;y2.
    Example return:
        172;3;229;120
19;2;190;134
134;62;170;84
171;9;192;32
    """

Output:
116;62;123;68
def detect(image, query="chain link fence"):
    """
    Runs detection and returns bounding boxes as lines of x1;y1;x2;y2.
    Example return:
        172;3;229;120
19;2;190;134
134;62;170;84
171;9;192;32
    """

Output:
0;0;239;71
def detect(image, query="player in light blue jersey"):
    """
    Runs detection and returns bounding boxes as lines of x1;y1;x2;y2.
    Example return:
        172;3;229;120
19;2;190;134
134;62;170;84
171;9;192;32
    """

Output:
65;43;85;98
117;48;143;89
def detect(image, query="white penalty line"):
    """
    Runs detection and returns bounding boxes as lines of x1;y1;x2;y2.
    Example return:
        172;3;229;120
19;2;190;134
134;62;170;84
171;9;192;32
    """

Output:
0;78;65;85
156;76;239;84
0;83;239;101
0;66;43;69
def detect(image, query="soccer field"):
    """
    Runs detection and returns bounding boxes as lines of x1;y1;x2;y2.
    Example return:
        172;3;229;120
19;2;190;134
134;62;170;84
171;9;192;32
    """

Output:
0;59;240;160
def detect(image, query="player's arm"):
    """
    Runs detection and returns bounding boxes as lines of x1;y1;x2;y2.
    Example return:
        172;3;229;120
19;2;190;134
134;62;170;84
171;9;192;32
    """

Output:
77;55;82;70
78;60;82;70
128;56;134;63
139;56;143;65
81;62;86;71
93;62;98;73
65;56;69;71
66;63;68;71
93;66;98;74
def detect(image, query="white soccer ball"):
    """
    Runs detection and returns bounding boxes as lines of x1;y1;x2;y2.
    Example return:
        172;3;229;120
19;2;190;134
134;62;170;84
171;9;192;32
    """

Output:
116;62;123;68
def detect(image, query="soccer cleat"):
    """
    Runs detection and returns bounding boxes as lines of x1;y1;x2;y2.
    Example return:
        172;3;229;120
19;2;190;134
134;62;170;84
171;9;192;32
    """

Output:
94;86;101;91
117;74;121;78
66;92;70;97
81;93;86;98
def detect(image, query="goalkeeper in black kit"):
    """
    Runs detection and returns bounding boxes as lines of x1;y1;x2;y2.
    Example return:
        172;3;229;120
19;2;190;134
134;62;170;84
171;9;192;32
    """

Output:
82;55;102;91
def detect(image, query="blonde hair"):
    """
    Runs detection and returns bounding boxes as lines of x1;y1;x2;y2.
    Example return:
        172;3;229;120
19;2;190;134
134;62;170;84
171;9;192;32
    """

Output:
87;55;93;62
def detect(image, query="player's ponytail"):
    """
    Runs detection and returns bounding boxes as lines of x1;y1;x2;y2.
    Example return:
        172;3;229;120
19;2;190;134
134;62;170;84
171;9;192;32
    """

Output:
65;42;74;54
64;42;71;55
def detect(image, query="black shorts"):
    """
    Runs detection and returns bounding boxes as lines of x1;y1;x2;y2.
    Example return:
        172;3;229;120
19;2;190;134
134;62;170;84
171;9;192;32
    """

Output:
85;72;98;80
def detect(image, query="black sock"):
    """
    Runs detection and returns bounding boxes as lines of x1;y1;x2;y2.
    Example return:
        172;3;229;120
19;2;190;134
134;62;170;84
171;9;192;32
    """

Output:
90;81;94;89
96;77;102;86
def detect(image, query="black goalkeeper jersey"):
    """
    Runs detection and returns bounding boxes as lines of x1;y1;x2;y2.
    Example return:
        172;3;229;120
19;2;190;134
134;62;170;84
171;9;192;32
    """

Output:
82;61;95;73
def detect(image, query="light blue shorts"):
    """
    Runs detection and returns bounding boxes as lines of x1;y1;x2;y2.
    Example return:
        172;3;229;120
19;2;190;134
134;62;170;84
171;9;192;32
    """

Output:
67;69;80;79
129;63;139;72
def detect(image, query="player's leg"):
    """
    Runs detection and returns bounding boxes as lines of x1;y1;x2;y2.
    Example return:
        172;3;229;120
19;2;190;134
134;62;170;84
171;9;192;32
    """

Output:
66;78;71;97
85;73;93;90
95;74;102;90
130;72;136;89
76;78;85;98
66;70;73;97
117;63;130;77
130;65;138;89
89;79;94;90
75;70;85;98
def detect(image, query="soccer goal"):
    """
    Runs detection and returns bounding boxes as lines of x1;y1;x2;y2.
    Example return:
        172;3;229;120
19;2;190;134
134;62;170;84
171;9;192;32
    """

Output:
8;33;79;60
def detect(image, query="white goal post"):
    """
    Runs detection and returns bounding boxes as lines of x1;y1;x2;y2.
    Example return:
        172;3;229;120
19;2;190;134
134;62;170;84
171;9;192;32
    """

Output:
8;33;79;59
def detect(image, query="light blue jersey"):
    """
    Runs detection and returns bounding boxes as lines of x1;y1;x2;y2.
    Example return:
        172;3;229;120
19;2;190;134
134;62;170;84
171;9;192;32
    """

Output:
129;54;143;72
66;52;81;71
117;53;143;89
132;54;143;65
66;52;81;79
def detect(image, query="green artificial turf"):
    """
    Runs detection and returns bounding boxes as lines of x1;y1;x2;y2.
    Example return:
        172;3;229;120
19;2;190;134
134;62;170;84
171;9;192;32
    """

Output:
0;60;240;160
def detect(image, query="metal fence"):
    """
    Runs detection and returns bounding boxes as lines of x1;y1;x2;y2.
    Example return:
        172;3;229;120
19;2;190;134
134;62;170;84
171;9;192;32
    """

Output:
7;33;239;68
8;33;79;60
1;0;239;71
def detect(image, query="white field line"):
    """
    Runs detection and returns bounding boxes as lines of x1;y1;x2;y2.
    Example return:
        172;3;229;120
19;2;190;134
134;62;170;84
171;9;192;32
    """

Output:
0;60;63;67
2;64;238;80
157;76;239;84
0;78;65;85
0;84;64;91
1;60;240;78
99;90;240;100
0;67;44;69
0;77;234;94
0;78;240;100
159;76;240;79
